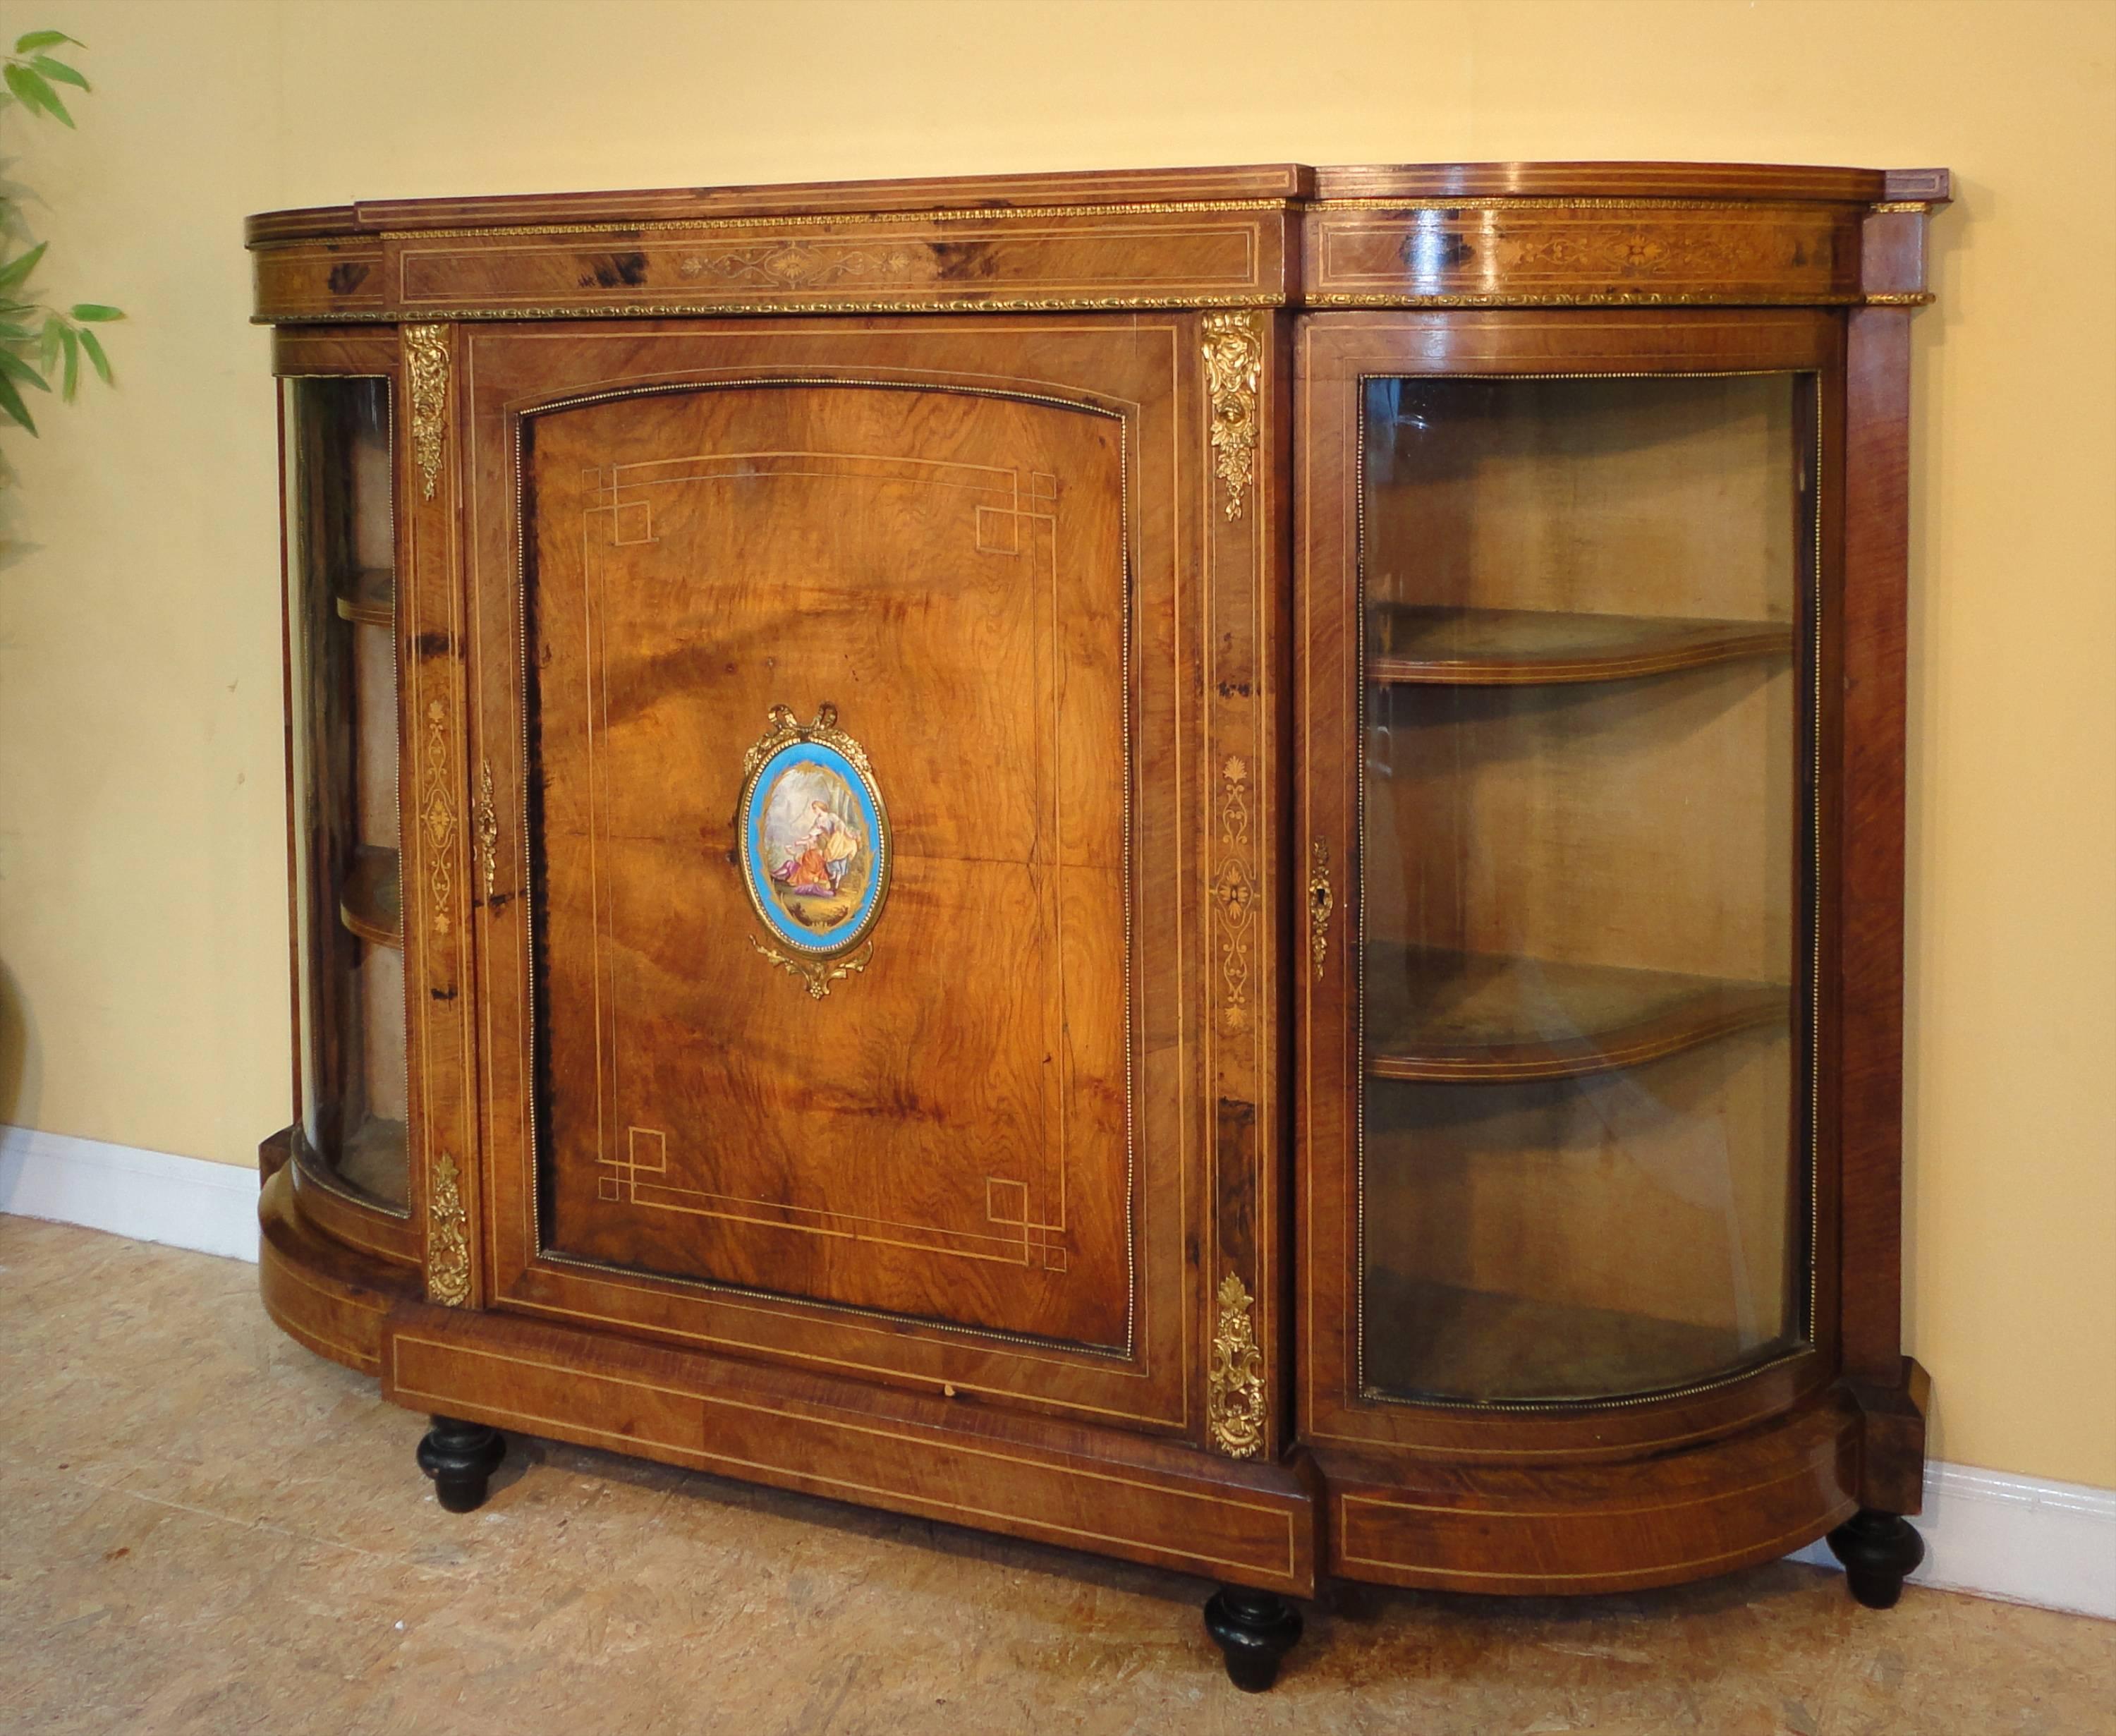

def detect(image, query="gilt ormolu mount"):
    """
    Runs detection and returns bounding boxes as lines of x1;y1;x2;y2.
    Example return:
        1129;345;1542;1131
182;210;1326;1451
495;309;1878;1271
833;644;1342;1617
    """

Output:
253;160;1947;1689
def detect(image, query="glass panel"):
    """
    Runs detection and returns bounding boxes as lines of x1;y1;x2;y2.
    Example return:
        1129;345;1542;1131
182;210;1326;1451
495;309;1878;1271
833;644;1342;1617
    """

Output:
1358;374;1811;1404
284;377;406;1210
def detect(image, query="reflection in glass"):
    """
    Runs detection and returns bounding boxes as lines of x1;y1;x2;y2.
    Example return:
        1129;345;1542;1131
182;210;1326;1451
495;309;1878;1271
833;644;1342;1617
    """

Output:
1359;375;1811;1404
284;377;406;1210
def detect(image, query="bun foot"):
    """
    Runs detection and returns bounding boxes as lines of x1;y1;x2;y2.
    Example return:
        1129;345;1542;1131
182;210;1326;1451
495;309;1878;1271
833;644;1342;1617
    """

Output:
1203;1584;1303;1692
417;1414;506;1513
1827;1509;1926;1609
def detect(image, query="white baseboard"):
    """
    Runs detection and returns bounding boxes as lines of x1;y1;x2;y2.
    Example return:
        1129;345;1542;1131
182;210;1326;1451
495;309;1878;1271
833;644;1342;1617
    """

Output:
0;1122;258;1263
1;1124;2109;1622
1791;1462;2116;1621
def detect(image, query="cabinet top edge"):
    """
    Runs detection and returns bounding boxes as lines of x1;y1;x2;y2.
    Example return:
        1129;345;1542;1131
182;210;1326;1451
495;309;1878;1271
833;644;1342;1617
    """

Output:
243;162;1952;245
243;163;1318;244
1312;162;1949;205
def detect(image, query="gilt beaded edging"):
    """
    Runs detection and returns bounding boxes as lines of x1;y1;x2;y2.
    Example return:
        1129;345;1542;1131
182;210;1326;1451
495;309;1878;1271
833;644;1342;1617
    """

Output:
372;197;1299;240
256;289;1938;324
254;293;1284;324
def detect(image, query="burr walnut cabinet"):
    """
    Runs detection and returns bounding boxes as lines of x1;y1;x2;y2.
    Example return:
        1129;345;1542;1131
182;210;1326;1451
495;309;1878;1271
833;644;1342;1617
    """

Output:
250;161;1947;1688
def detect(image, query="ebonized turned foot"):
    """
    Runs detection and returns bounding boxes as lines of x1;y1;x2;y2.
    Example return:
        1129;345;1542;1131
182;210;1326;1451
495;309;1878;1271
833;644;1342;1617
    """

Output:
1827;1508;1926;1609
1203;1585;1302;1692
417;1414;506;1513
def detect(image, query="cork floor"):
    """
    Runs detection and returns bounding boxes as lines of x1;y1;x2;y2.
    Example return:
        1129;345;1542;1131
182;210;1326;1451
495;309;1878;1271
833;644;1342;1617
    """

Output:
3;1216;2110;1736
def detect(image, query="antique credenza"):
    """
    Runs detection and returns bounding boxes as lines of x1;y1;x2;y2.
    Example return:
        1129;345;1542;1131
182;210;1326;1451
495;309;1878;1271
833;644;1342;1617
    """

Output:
249;162;1946;1688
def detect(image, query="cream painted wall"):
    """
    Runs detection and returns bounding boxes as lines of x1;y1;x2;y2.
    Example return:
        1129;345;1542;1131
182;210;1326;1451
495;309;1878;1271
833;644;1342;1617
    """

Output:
3;0;2109;1491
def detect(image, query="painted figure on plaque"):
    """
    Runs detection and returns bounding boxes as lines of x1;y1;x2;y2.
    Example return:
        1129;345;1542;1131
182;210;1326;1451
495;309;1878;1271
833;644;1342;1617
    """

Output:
774;798;860;897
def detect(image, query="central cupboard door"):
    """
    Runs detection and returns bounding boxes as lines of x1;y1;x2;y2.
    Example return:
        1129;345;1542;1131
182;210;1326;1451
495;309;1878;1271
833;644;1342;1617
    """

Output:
467;319;1205;1433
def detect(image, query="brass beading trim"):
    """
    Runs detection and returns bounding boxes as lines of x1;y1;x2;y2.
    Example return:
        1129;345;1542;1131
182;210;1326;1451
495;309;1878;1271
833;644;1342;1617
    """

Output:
255;293;1284;324
1308;291;1867;308
1313;196;1858;212
377;198;1295;240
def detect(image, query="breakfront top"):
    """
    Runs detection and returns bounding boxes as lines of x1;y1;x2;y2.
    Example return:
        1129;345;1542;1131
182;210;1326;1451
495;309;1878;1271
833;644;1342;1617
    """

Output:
247;161;1949;324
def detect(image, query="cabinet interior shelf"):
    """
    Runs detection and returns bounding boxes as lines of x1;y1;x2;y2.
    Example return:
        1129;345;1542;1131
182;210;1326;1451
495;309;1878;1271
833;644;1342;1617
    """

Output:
339;844;402;949
1368;605;1794;686
1361;1273;1775;1406
1364;945;1789;1084
334;566;395;629
337;1115;408;1210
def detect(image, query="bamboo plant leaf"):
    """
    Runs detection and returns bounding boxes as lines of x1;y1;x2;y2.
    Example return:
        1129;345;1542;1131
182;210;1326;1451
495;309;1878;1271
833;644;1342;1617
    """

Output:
0;347;51;390
0;369;37;433
31;56;89;92
4;63;73;126
0;242;49;293
0;32;112;436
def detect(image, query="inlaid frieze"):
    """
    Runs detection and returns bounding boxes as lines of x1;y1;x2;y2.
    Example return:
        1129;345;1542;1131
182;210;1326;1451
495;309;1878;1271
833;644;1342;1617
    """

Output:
1306;203;1863;305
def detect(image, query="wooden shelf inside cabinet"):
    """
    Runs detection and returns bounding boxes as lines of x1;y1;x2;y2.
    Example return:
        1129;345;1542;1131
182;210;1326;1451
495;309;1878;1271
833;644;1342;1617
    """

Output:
333;567;394;629
339;845;402;949
1364;945;1789;1084
1368;605;1794;686
1361;1271;1778;1405
339;1115;408;1210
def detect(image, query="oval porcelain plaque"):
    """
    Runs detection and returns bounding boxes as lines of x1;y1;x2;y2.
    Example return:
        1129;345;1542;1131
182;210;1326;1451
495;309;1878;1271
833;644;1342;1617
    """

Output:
738;709;889;960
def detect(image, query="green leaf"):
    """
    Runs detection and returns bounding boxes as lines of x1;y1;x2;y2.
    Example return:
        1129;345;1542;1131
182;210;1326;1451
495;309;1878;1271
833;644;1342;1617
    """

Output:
31;56;89;92
69;303;123;322
13;30;82;53
77;325;109;385
0;320;33;340
0;346;49;390
4;63;73;127
38;315;61;372
0;369;37;433
58;322;77;400
0;241;49;293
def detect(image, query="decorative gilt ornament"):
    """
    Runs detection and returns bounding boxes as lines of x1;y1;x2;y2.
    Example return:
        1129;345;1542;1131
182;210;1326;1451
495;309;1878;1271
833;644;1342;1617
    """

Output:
1201;310;1264;520
403;323;450;501
475;759;499;902
426;1152;472;1306
1216;756;1255;1032
1208;1271;1267;1459
419;698;456;936
1308;838;1333;981
748;934;875;1000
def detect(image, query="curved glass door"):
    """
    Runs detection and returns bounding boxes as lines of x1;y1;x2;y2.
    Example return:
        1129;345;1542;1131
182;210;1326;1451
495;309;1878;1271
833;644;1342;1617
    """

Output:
284;375;408;1211
1358;372;1815;1405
